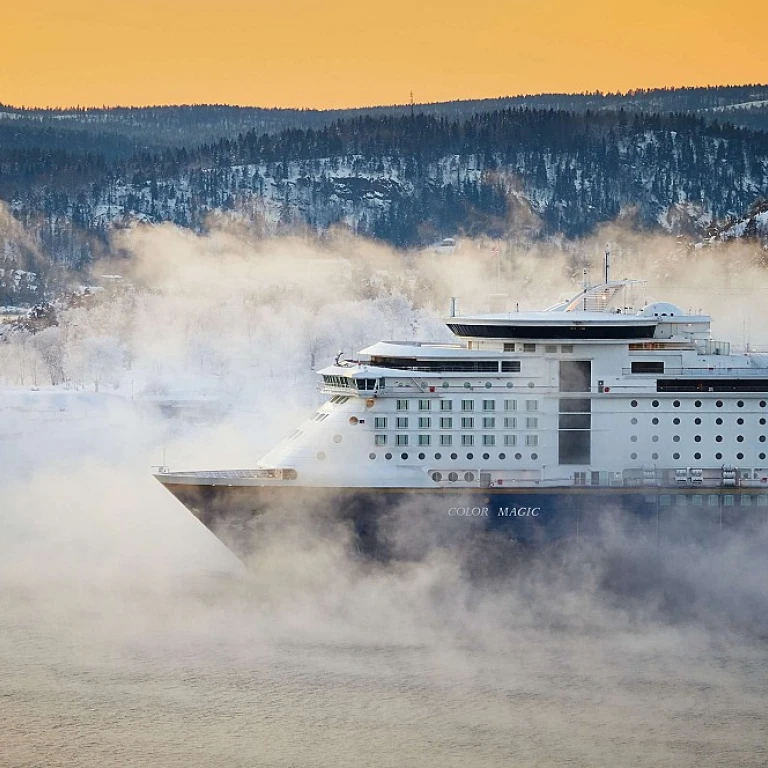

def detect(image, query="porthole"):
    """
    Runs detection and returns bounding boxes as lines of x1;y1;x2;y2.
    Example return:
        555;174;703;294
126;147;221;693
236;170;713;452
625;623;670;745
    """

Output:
673;417;681;425
349;417;359;425
467;452;474;460
333;434;342;443
527;382;535;389
418;452;426;460
515;453;522;460
715;453;723;460
369;453;376;460
673;435;681;442
652;453;659;460
737;435;744;443
435;452;442;460
431;471;442;481
760;453;767;460
531;453;538;460
716;435;723;443
506;382;514;389
737;400;744;408
737;452;744;460
451;452;458;460
631;400;638;408
631;417;638;425
694;452;701;460
499;452;506;460
761;418;767;426
652;400;659;408
630;452;638;460
760;436;767;443
673;400;681;408
385;453;392;460
652;435;659;443
695;400;702;408
695;417;702;425
483;453;490;460
485;382;492;389
630;435;638;442
442;382;449;389
317;451;326;460
716;418;723;425
761;401;767;408
652;417;660;425
401;453;409;460
716;400;723;408
673;452;680;460
694;435;702;442
737;418;744;425
448;472;459;482
464;472;475;482
464;382;471;389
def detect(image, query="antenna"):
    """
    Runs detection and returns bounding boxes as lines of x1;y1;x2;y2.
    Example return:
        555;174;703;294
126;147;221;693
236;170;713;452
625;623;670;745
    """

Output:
604;246;610;284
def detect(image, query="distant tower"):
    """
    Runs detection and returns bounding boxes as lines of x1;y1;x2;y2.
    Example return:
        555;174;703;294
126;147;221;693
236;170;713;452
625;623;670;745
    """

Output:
410;90;414;118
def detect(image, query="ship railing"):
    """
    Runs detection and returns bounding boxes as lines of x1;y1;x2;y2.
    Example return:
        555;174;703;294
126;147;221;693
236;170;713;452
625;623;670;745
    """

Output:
621;366;768;377
154;468;297;481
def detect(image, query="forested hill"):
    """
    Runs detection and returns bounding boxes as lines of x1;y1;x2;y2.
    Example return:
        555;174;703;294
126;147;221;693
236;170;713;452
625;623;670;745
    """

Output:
2;101;768;304
2;84;768;155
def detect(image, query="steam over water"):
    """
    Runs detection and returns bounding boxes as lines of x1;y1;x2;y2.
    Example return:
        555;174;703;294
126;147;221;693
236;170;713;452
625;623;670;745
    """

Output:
2;224;768;766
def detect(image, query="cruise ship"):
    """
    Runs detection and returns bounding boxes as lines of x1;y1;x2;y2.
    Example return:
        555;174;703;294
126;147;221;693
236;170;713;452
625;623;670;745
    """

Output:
155;275;768;558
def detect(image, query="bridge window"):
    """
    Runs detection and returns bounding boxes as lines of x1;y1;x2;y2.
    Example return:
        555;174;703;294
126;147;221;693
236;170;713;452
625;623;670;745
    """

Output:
503;343;516;352
631;361;665;374
501;361;521;373
523;343;536;352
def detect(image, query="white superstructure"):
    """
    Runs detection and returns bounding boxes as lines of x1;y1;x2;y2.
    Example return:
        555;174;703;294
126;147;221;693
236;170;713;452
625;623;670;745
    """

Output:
254;280;768;492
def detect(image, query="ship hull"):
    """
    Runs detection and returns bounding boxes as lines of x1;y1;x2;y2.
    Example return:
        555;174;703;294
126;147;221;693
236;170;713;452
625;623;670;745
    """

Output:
157;479;768;561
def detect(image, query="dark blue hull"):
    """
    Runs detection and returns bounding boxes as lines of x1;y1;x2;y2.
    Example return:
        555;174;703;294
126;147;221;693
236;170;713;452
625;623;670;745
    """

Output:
157;479;768;560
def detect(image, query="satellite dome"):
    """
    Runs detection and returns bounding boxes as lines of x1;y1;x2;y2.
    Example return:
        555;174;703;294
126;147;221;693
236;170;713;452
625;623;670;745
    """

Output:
641;301;683;318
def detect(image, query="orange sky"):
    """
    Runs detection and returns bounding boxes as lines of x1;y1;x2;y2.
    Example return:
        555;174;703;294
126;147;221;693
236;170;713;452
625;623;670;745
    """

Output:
3;0;766;109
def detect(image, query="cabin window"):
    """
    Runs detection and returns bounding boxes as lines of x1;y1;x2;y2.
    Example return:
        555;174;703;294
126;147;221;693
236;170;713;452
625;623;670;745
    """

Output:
374;435;387;446
419;417;431;429
396;399;409;410
526;417;539;429
418;435;431;446
523;343;536;352
440;400;453;411
418;399;431;411
504;399;518;411
374;417;387;429
525;400;538;412
545;345;557;353
503;343;516;352
440;435;453;446
483;435;495;446
482;399;495;411
396;417;408;429
395;435;409;446
504;435;517;446
461;399;474;411
461;417;474;429
462;435;474;447
504;417;517;429
483;417;495;428
440;417;453;429
501;361;521;373
631;361;665;374
525;435;539;447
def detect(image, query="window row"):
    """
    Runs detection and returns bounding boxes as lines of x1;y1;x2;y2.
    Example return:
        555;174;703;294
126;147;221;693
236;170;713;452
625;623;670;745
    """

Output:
395;398;538;412
374;434;538;447
629;451;766;462
376;416;538;429
368;451;541;462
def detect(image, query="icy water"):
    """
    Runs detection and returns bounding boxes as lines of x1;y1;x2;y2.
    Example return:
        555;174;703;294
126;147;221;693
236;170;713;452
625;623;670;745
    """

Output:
2;392;768;767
